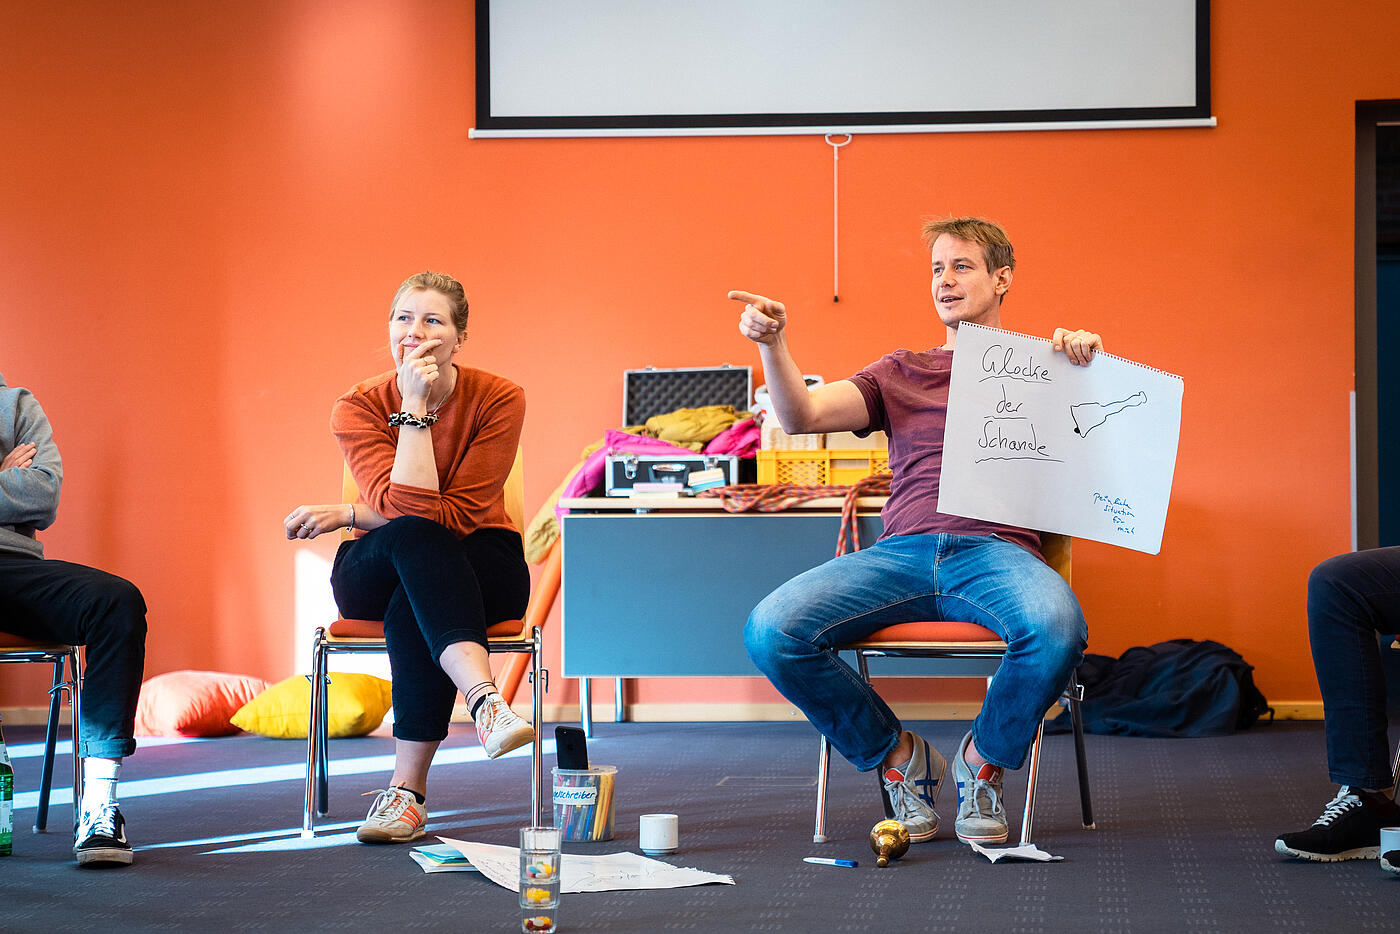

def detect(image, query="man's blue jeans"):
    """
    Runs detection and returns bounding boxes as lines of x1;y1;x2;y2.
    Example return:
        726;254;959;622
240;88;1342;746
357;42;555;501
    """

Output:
1307;546;1400;790
745;533;1086;772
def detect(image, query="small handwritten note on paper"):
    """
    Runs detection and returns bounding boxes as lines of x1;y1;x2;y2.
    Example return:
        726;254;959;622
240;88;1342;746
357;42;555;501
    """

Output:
938;323;1183;555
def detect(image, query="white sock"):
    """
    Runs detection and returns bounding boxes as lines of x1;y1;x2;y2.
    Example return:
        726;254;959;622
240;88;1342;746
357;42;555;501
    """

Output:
80;757;121;814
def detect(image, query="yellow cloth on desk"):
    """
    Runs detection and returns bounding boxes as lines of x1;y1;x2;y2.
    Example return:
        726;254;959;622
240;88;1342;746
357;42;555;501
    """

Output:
644;405;742;446
621;424;703;451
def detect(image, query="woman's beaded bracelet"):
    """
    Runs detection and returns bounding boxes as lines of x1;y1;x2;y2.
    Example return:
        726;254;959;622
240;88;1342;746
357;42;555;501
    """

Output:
388;411;439;429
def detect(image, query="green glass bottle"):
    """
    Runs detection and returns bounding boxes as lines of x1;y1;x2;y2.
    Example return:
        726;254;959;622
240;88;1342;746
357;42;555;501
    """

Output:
1;713;13;856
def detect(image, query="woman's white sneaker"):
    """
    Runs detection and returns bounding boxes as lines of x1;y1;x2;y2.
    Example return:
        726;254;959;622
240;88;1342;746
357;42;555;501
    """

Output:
474;693;535;758
356;786;427;844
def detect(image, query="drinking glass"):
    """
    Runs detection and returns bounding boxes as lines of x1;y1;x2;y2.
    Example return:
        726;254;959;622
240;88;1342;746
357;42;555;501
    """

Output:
519;826;562;933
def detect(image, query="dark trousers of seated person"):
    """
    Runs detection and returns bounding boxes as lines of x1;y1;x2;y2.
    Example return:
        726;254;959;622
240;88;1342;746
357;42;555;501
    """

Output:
0;553;148;759
331;516;529;743
1308;545;1400;790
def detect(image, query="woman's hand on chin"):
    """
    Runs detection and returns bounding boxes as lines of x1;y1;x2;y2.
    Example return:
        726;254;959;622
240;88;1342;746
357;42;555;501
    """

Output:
398;338;443;409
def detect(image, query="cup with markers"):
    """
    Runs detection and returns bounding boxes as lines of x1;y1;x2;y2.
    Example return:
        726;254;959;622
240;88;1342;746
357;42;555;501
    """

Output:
552;765;617;842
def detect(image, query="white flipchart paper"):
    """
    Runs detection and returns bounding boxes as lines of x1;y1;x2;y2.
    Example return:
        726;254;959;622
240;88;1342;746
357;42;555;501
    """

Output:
438;838;735;893
937;323;1183;555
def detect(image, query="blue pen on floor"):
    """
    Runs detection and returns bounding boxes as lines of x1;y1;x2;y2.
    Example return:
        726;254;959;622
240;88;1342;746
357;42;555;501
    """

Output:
803;857;858;868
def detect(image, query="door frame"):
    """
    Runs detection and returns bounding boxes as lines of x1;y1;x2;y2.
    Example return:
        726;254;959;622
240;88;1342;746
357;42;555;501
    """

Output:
1354;100;1400;551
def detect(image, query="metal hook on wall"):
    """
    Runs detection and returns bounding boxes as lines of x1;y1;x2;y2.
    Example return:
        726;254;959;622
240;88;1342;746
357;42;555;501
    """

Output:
825;133;853;302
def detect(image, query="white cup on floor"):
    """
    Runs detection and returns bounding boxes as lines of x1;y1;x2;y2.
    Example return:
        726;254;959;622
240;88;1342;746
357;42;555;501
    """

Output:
1380;826;1400;855
639;813;679;855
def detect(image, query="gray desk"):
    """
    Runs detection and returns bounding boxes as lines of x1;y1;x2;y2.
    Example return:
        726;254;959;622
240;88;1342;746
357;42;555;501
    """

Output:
559;496;887;732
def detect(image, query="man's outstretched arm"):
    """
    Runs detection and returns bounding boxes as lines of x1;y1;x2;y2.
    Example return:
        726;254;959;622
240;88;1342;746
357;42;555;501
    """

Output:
730;289;869;435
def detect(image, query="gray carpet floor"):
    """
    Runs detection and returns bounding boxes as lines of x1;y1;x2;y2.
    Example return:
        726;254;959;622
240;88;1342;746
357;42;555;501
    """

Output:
1;718;1393;932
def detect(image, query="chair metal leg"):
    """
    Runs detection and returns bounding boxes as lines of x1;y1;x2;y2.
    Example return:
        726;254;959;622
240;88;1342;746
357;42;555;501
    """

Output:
1068;672;1095;830
580;678;593;738
69;649;83;834
856;651;895;820
814;735;831;843
614;678;626;722
529;628;548;826
1391;727;1400;789
811;652;850;843
315;642;332;817
317;665;330;816
34;656;64;833
1019;717;1046;846
303;629;327;838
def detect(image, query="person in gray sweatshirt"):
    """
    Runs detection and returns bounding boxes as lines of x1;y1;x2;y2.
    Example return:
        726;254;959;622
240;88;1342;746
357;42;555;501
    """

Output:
1;371;147;867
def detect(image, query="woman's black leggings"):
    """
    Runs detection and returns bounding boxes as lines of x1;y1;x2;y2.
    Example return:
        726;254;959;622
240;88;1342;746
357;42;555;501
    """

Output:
331;515;529;742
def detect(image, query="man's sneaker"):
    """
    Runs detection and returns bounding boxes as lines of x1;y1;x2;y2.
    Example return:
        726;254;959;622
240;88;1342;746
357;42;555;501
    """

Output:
1275;787;1400;861
74;803;133;867
879;732;946;843
474;693;535;759
356;786;427;844
1382;851;1400;875
953;732;1009;845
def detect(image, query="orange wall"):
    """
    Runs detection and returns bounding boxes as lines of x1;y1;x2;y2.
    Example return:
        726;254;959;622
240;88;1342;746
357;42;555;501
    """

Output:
1;1;1395;712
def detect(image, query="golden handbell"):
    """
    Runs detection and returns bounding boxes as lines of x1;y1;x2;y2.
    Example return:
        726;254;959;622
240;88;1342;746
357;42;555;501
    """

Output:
869;819;910;867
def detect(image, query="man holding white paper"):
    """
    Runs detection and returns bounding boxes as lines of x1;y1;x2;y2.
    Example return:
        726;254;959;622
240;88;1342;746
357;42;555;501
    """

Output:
731;216;1101;847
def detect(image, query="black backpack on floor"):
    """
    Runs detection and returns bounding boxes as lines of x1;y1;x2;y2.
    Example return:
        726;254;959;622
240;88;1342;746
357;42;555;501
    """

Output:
1047;638;1274;738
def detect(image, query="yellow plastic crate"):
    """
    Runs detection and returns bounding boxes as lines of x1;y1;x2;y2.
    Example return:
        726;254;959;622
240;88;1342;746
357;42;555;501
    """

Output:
757;449;891;486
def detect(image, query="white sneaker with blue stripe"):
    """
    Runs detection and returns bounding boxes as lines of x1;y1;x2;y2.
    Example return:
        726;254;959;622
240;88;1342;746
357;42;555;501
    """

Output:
880;732;946;843
953;731;1009;845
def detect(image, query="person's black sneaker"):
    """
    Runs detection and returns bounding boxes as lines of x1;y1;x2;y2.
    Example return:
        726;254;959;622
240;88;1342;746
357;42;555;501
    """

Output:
1382;850;1400;875
75;803;133;867
1275;787;1400;862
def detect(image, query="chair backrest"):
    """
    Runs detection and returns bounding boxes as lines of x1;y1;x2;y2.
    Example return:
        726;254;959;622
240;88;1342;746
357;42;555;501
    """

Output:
1040;532;1072;586
338;446;525;543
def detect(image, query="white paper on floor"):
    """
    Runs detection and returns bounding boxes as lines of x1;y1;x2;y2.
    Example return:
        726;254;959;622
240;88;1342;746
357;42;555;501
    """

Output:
969;841;1064;863
438;838;736;892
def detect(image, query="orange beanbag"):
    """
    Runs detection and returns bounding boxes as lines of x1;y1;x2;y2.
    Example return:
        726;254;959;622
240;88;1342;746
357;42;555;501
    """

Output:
134;670;270;737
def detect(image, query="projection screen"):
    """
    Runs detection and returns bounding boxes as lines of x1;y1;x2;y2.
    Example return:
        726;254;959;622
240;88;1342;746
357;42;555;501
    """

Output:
472;0;1212;138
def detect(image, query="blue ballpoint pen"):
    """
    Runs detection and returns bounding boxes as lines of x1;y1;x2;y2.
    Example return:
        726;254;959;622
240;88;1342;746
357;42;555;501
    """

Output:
803;857;858;868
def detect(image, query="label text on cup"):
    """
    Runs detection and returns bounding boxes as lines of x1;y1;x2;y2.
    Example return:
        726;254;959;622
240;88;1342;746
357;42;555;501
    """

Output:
553;784;598;805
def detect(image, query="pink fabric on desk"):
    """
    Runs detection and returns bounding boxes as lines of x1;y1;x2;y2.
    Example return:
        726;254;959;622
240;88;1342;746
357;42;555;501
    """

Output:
556;430;698;516
704;417;759;457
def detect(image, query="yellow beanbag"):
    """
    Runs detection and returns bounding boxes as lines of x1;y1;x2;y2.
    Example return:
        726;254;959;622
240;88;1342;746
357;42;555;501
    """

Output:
231;673;393;739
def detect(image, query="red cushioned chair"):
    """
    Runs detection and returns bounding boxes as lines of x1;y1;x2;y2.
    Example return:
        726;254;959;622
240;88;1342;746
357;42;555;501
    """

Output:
0;632;82;833
301;449;562;837
812;532;1095;845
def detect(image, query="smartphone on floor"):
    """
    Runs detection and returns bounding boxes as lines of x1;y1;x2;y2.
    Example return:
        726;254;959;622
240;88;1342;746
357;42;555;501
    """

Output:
555;725;588;770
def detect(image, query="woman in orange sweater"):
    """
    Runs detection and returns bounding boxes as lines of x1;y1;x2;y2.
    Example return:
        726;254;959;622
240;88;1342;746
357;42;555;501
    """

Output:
284;271;532;844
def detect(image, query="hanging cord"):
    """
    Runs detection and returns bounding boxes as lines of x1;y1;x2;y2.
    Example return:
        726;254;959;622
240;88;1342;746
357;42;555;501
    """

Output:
825;133;853;302
697;471;892;555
